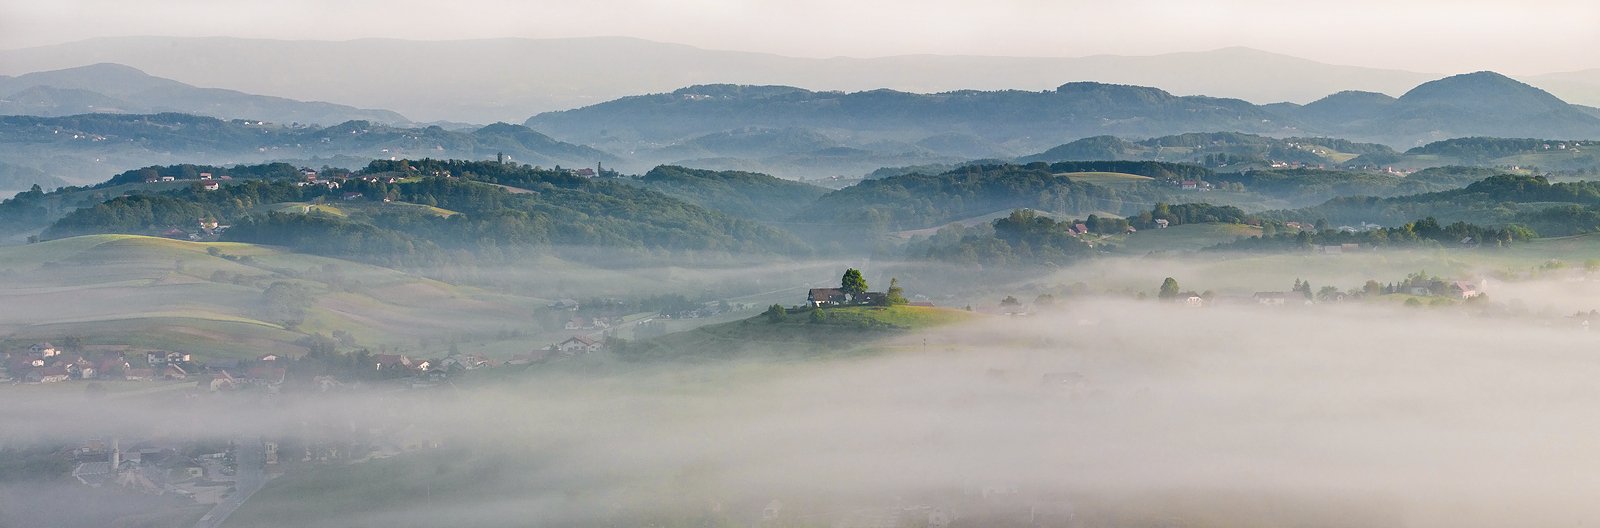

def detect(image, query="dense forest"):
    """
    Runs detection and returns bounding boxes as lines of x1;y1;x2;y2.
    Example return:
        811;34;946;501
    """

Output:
909;209;1091;266
1215;217;1535;251
1268;174;1600;236
629;165;829;221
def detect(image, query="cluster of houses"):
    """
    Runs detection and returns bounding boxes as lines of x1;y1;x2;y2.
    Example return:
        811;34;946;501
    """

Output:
294;167;401;191
808;287;886;307
0;343;180;384
1176;279;1485;308
564;315;624;331
0;343;298;392
162;218;231;241
370;351;495;380
503;337;607;366
807;288;934;308
189;354;293;392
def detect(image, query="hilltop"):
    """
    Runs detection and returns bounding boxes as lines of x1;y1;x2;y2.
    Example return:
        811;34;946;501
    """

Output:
626;304;976;360
1268;71;1600;144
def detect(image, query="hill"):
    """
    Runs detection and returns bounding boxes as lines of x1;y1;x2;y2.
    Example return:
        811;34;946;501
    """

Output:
1389;137;1600;171
30;160;811;264
1022;132;1396;168
1052;171;1154;189
625;305;975;360
801;161;1267;237
0;235;549;361
0;63;409;126
630;165;829;221
1268;174;1600;237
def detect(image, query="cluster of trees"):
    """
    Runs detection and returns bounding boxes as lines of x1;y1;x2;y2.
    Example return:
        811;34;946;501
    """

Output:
1047;161;1214;181
0;184;52;235
1213;217;1535;251
1271;174;1600;237
632;165;827;221
911;209;1091;266
1129;202;1252;229
101;162;304;186
1405;137;1598;161
225;212;444;267
1203;169;1454;205
44;180;324;239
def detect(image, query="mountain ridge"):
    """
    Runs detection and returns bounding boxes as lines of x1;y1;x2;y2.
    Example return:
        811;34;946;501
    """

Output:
526;71;1600;160
0;63;410;125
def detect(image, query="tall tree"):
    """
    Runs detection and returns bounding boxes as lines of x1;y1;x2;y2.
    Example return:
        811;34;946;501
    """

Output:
886;277;908;305
1158;277;1181;300
841;268;868;301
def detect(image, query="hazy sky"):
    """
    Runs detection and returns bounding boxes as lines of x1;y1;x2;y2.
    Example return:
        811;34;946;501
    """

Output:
3;0;1598;74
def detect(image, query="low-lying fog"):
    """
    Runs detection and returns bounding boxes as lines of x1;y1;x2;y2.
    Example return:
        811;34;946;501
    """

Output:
8;291;1600;527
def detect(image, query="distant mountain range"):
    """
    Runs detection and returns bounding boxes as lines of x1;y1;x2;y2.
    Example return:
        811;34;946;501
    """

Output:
523;71;1600;174
0;63;409;126
4;59;1600;188
0;36;1518;123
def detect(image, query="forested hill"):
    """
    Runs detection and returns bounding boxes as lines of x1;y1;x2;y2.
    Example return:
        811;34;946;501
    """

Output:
38;159;811;266
1266;174;1600;238
631;165;829;221
1023;132;1398;167
802;163;1171;233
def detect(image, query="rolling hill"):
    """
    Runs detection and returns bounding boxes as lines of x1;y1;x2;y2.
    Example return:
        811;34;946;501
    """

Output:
627;304;976;360
0;235;546;360
1023;132;1395;168
630;165;830;222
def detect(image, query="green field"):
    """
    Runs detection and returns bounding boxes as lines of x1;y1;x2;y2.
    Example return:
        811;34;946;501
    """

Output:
1112;223;1263;253
1058;171;1154;188
265;200;458;218
270;202;347;217
0;235;557;361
